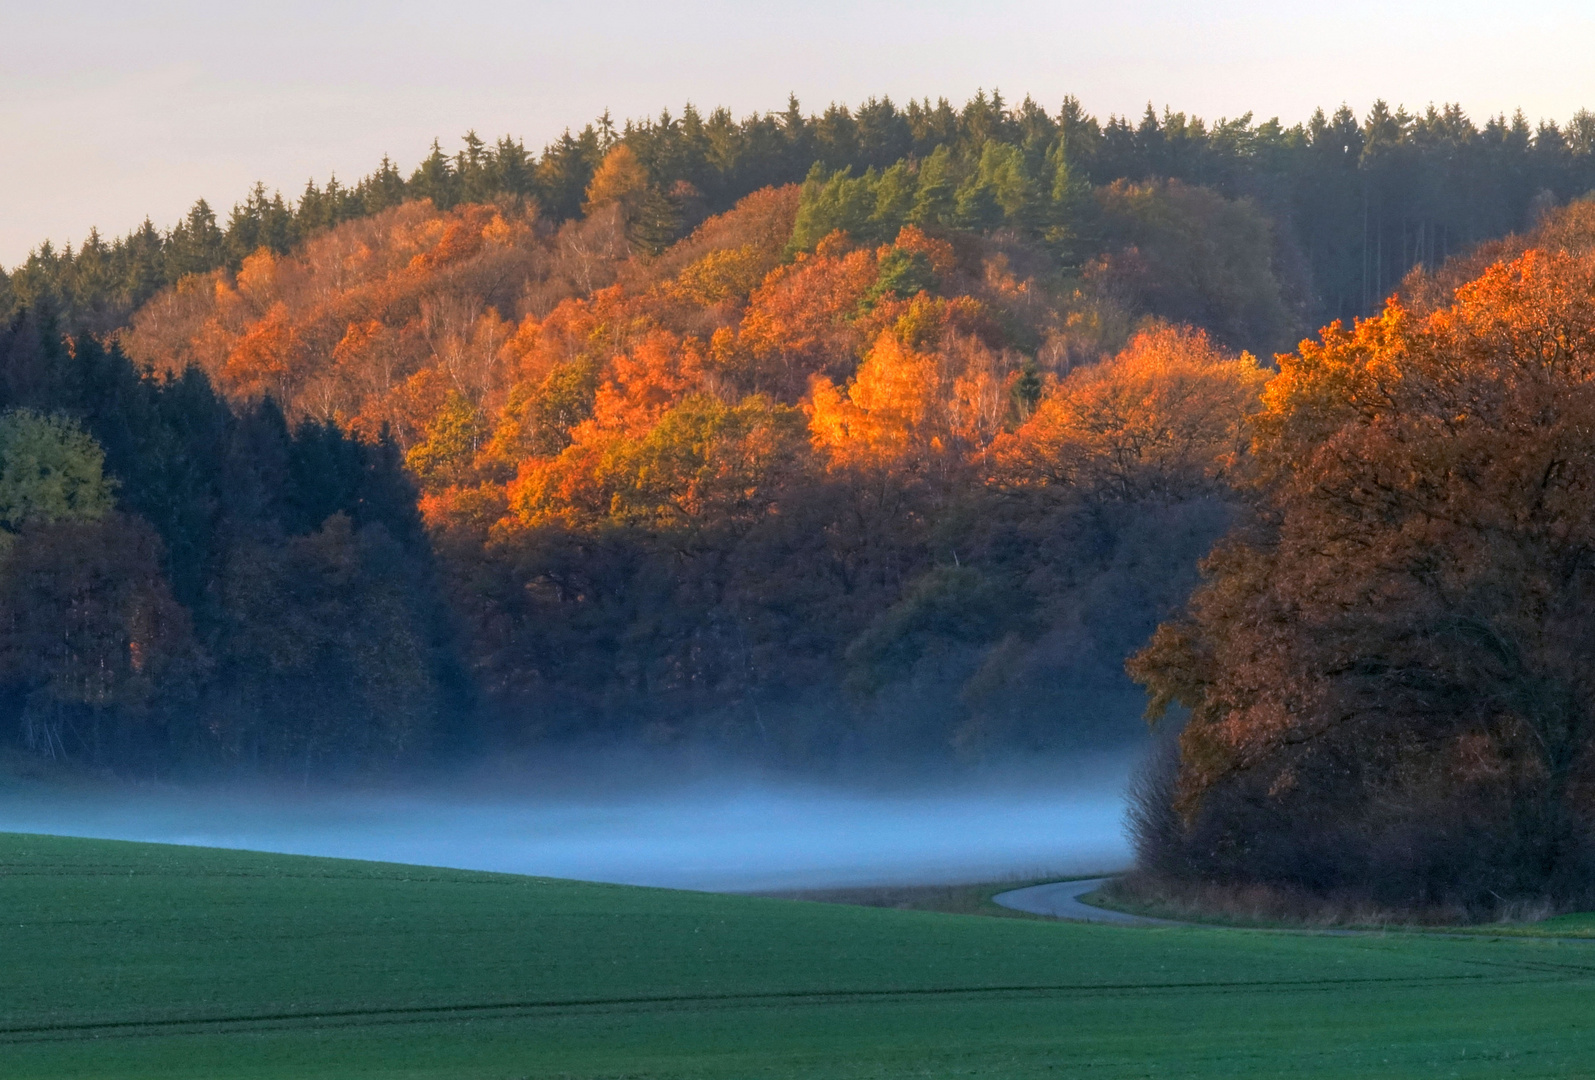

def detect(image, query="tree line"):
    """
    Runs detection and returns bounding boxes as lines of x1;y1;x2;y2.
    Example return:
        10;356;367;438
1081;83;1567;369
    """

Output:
7;92;1595;337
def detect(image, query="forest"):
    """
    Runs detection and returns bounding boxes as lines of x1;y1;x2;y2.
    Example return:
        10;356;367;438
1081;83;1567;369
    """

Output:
4;90;1595;792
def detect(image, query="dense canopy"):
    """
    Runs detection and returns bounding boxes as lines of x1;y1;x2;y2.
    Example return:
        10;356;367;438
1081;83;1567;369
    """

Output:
2;90;1593;798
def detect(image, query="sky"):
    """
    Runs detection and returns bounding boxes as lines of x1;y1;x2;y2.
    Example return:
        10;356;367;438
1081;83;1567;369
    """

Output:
3;0;1593;267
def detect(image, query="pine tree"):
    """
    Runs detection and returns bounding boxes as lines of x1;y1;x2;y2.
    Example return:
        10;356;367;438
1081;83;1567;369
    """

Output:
907;145;956;227
164;200;224;283
409;140;459;210
360;155;408;214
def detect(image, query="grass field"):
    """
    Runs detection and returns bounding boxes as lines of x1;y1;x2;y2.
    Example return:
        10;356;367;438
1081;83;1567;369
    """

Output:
6;833;1595;1078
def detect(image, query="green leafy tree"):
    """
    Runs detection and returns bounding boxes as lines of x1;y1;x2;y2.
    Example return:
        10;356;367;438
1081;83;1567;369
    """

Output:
862;248;936;309
977;141;1043;228
1041;139;1096;261
405;391;488;490
953;174;1003;231
408;140;460;210
0;409;115;544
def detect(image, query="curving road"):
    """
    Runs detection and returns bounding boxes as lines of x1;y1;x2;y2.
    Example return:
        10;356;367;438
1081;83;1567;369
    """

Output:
993;877;1179;926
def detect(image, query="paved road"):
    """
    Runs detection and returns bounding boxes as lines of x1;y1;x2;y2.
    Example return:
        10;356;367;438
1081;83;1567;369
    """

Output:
992;878;1179;926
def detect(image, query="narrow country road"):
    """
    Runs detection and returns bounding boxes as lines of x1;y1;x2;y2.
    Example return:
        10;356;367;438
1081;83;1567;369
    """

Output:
992;878;1178;926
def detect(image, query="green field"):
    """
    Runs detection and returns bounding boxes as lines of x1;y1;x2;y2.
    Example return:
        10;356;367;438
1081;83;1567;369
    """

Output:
6;833;1595;1078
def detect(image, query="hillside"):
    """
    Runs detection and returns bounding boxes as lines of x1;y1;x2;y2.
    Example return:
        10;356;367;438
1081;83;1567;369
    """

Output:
101;143;1279;759
1;92;1593;773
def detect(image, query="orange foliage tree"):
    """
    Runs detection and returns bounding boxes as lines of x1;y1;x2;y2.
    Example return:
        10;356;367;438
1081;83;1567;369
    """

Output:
989;324;1270;498
1130;246;1595;909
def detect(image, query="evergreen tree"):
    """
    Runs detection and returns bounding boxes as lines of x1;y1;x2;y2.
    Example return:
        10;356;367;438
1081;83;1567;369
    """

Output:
907;145;956;228
409;140;459;210
871;160;917;232
360;155;408;214
164;200;224;282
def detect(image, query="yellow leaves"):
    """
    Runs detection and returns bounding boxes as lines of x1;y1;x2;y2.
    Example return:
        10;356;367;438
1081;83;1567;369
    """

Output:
847;333;938;422
480;212;522;248
884;294;995;352
236;248;279;303
583;145;651;216
404;389;490;493
610;396;805;526
809;333;937;472
808;330;1002;475
667;245;768;307
803;285;1021;477
504;395;804;532
805;377;852;455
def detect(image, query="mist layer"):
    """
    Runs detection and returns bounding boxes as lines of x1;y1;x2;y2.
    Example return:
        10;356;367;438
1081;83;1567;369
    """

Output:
0;762;1131;891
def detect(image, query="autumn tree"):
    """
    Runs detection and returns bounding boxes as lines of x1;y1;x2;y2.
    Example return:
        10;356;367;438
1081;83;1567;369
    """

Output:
584;145;680;255
1130;238;1595;912
988;324;1270;499
406;390;489;490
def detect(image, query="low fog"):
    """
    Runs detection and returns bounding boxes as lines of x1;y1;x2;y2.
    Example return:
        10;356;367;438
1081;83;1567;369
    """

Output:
0;752;1134;891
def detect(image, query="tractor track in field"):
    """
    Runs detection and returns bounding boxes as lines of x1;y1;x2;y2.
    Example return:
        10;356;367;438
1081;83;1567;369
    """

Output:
0;971;1531;1044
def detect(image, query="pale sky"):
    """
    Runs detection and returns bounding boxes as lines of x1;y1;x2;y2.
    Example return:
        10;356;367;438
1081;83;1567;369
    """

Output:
4;0;1593;267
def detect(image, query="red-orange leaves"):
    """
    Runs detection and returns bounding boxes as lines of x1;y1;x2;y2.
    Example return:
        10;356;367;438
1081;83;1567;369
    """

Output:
221;302;305;403
1132;243;1595;829
590;330;712;435
990;324;1270;497
125;200;545;437
736;234;878;397
810;332;943;473
809;319;1014;478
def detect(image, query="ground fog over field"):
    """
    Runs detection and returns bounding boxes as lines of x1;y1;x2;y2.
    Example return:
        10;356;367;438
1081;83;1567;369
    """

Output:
0;753;1132;890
